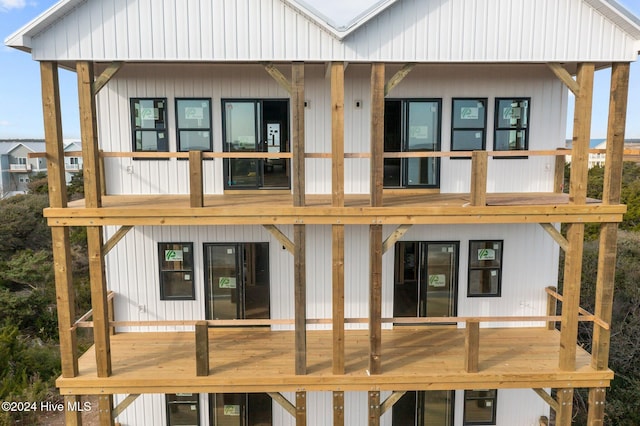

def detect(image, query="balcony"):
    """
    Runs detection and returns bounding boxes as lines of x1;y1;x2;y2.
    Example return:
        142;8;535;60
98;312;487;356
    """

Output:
9;163;31;172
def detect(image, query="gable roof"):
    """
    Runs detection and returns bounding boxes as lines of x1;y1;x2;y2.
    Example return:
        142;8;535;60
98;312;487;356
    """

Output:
5;0;640;62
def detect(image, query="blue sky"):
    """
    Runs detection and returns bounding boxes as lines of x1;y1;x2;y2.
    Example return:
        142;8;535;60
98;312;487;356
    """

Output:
1;0;639;140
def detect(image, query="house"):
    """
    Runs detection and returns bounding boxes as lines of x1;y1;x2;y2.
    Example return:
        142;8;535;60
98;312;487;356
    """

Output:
0;140;47;196
5;0;639;425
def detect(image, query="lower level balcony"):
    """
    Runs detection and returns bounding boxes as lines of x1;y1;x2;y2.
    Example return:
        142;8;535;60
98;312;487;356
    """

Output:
57;327;612;396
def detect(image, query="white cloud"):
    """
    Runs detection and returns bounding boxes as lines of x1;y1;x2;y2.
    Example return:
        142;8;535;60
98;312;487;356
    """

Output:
0;0;26;12
0;120;11;126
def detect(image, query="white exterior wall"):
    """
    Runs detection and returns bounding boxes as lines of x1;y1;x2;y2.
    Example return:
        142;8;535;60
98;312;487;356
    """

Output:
26;0;640;62
113;389;550;426
98;63;565;195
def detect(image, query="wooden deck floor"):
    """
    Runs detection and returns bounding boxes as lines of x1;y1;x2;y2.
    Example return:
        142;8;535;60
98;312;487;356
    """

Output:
57;328;612;395
46;192;625;226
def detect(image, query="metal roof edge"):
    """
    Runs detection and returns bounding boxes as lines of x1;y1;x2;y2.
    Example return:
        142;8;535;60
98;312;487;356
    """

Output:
585;0;640;39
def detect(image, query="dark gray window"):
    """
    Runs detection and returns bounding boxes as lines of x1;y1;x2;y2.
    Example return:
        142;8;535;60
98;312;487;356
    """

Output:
159;243;195;300
166;393;200;426
464;390;497;425
451;98;487;152
131;98;168;152
468;241;503;297
494;98;529;152
176;98;212;152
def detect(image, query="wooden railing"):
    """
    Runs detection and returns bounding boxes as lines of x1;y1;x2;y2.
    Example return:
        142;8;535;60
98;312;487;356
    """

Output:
71;288;608;376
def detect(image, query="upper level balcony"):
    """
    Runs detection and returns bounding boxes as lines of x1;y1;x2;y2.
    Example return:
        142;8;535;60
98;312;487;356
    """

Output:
9;163;32;172
42;148;627;227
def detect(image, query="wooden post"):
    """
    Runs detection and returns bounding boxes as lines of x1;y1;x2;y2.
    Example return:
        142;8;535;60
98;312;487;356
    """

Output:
587;388;606;426
331;62;345;207
189;150;204;208
333;391;344;426
195;321;209;376
292;62;305;207
465;320;480;373
64;395;82;426
554;154;566;193
368;391;381;426
107;292;116;336
41;62;79;380
470;150;488;206
369;225;383;375
295;392;306;426
556;389;574;426
77;61;102;209
370;63;385;207
560;63;594;373
294;224;306;375
332;225;345;375
546;286;557;331
98;395;114;426
99;150;107;196
88;226;112;377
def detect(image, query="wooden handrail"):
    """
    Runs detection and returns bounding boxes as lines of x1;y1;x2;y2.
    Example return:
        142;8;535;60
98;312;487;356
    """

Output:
545;287;610;330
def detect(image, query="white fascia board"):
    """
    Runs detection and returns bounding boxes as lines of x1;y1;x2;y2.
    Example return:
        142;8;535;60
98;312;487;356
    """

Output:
3;0;85;52
283;0;398;40
585;0;640;39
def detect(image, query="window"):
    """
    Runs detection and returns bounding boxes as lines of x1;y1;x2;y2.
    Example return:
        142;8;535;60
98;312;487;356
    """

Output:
17;157;27;164
384;99;441;188
468;241;503;297
176;98;212;152
131;98;168;152
159;243;195;300
222;99;290;189
464;390;497;425
392;391;454;425
166;393;200;426
451;98;487;152
210;393;272;425
494;98;530;152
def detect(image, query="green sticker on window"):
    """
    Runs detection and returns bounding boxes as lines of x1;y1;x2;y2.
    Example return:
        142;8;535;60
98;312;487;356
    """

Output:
219;277;237;289
165;250;183;262
224;405;240;416
477;248;496;261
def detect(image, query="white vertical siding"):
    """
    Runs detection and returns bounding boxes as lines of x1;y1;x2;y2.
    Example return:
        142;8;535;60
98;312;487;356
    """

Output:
28;0;640;61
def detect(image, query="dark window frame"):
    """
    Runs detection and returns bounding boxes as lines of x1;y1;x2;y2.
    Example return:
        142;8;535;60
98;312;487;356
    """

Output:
158;242;195;301
451;98;488;154
175;98;213;153
467;240;503;298
493;97;530;156
463;389;497;425
166;393;200;426
383;98;443;189
131;98;169;155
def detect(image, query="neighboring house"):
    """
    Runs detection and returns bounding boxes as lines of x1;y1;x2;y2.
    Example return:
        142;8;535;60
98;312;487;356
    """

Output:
63;140;83;182
5;0;639;425
0;140;46;196
565;139;640;167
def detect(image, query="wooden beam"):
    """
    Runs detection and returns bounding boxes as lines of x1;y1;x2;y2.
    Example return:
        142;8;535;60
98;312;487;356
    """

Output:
92;61;124;94
64;395;82;425
556;389;574;426
333;391;344;426
294;224;307;375
369;225;383;374
88;226;112;377
368;391;381;426
292;62;306;207
554;153;566;193
295;392;306;426
382;224;412;254
540;223;569;252
586;387;606;426
380;391;406;415
263;225;294;254
370;63;385;207
112;394;140;418
102;225;133;257
332;225;345;375
107;291;116;336
268;393;296;418
547;63;580;96
384;63;415;96
546;286;558;331
195;321;209;376
568;63;595;205
189;150;203;208
262;62;293;94
533;388;559;412
470;150;488;206
77;61;102;208
465;320;480;373
98;395;114;426
331;62;345;207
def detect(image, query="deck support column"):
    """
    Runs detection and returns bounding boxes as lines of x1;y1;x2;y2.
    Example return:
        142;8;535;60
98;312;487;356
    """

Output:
368;391;381;426
195;321;209;376
331;61;345;207
470;150;488;206
587;388;607;425
332;225;345;374
292;62;305;207
295;392;306;426
333;391;344;426
294;224;306;375
98;395;114;426
188;150;203;207
465;320;480;373
559;63;593;375
556;389;574;426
